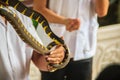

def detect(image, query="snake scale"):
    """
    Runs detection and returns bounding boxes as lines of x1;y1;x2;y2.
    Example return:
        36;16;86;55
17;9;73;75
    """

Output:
0;0;70;72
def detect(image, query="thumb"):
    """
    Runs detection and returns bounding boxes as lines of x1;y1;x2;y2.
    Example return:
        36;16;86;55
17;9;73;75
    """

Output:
60;36;64;40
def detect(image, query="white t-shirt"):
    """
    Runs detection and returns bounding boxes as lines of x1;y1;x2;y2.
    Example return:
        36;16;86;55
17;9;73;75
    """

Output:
0;7;42;80
48;0;99;60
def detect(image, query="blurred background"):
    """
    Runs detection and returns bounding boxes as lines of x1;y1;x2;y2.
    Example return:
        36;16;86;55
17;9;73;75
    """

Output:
98;0;120;26
22;0;120;80
93;0;120;80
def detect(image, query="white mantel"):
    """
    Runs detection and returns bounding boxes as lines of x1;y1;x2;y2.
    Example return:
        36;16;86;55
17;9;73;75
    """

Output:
92;24;120;80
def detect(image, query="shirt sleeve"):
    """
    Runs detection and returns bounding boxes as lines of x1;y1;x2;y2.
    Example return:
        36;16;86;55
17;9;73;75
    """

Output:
9;7;43;54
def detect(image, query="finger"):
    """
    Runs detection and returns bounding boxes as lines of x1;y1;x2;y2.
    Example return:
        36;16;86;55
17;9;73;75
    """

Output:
68;26;76;32
66;26;71;31
60;36;64;40
47;51;64;63
52;46;64;54
48;52;64;59
68;19;80;31
47;57;61;64
68;23;80;32
48;53;62;58
70;26;79;31
66;21;74;31
47;46;65;63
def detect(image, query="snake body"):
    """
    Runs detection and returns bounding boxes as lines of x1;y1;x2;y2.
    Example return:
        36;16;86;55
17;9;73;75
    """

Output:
0;0;70;72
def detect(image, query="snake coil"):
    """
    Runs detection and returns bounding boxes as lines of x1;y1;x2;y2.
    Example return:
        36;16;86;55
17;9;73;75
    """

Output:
0;0;70;72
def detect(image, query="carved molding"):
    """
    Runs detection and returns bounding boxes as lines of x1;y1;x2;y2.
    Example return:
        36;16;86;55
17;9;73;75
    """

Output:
92;24;120;80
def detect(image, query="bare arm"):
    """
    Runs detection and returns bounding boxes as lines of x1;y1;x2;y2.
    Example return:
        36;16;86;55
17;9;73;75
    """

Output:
33;0;80;31
33;0;67;25
93;0;109;17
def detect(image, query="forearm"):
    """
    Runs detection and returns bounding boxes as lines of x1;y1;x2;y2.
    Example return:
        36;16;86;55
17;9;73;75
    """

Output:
93;0;109;17
33;0;67;25
33;0;80;31
37;8;67;24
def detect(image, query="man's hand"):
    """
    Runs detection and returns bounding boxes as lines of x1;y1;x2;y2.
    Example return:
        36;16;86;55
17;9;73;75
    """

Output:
32;45;65;71
45;45;65;64
65;18;80;32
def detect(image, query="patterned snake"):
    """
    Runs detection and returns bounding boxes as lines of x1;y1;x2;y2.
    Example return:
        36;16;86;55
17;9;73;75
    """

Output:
0;0;70;72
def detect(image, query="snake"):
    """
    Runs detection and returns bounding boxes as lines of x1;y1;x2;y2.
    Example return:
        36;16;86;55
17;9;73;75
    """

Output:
0;0;70;72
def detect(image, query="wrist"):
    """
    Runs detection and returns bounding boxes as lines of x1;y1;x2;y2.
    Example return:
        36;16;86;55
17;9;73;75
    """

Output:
62;18;71;27
58;17;68;26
